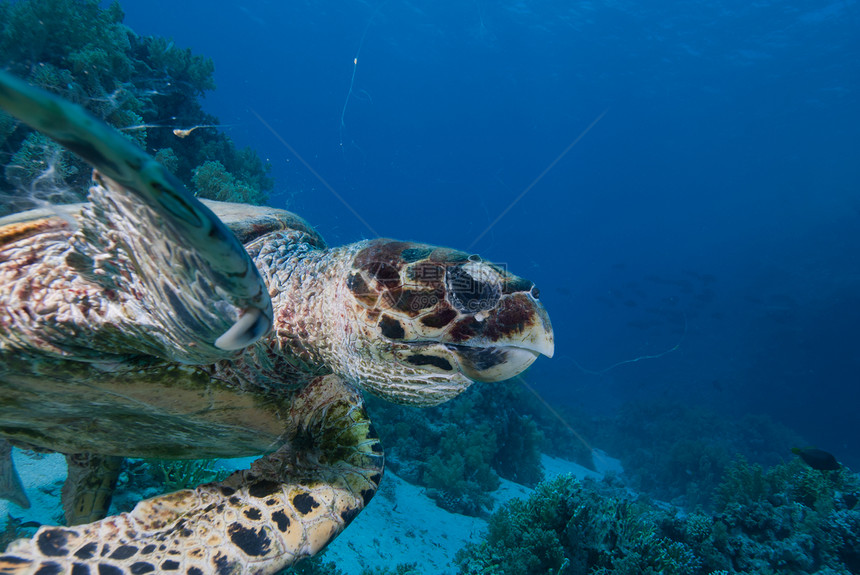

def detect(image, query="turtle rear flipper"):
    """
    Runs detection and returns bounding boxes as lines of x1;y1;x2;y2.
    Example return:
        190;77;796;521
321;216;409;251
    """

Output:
0;375;384;574
62;454;123;526
0;440;30;510
0;70;272;361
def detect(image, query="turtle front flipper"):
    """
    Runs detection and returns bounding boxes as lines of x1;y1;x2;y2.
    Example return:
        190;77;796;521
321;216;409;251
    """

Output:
0;71;272;361
0;440;30;510
0;375;384;574
62;454;123;526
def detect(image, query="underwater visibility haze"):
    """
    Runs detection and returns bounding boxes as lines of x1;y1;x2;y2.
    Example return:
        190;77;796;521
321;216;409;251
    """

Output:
119;0;859;465
0;0;859;573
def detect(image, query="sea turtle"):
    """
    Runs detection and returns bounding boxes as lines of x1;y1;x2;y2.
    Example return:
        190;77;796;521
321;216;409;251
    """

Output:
0;70;553;574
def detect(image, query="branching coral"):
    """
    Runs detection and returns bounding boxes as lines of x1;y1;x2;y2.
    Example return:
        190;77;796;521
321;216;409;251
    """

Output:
712;458;860;573
154;147;180;173
367;383;547;517
139;36;215;96
0;0;133;109
147;458;231;493
423;424;500;515
108;458;232;514
457;459;860;574
192;160;268;205
0;0;272;213
456;475;702;575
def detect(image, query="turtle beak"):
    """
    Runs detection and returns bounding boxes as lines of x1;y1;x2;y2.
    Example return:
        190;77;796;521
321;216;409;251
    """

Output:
512;298;554;358
448;291;554;383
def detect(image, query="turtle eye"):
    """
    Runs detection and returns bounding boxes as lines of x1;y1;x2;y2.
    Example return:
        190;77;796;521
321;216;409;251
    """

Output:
530;285;541;300
446;263;501;313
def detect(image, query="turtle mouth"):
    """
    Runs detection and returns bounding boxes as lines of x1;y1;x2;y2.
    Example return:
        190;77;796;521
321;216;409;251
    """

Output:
396;337;552;384
446;339;552;383
444;305;555;382
393;300;554;383
447;345;540;383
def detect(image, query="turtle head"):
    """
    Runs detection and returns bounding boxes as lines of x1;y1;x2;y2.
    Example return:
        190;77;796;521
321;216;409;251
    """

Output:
333;239;553;406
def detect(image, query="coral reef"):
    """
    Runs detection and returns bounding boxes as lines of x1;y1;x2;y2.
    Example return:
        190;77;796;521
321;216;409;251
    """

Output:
370;393;811;522
456;458;860;575
192;160;267;205
146;458;230;493
0;0;272;215
280;558;348;575
707;458;860;573
456;474;700;575
525;393;596;469
367;383;547;516
280;557;420;575
422;423;501;516
590;401;804;509
104;458;231;518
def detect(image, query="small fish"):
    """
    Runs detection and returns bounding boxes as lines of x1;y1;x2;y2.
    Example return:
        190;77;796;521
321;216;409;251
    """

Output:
792;447;841;471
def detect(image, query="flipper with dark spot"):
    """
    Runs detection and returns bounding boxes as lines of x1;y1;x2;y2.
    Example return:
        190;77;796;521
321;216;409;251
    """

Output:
0;375;383;574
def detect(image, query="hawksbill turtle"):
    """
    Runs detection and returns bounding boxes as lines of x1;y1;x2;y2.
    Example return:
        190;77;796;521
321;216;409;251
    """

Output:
0;70;553;574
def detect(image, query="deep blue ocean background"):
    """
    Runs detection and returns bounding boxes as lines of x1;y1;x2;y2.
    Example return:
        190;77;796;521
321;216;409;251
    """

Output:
118;0;859;468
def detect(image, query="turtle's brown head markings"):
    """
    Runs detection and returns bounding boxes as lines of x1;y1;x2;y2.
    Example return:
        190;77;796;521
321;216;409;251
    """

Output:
332;239;553;405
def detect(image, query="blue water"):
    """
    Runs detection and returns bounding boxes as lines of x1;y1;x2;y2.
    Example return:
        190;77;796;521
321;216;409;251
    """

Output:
119;0;860;468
